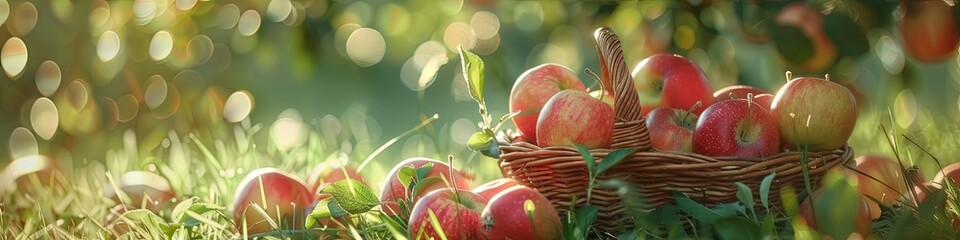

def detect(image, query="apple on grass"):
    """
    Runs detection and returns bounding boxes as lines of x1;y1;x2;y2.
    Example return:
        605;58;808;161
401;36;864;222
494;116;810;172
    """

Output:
631;53;716;116
510;63;587;143
480;185;562;240
0;155;69;196
536;90;614;149
103;171;177;212
379;157;474;217
472;178;520;200
898;0;959;62
232;168;313;234
799;188;873;239
408;188;487;240
645;103;701;152
693;99;780;157
771;76;857;151
307;161;366;197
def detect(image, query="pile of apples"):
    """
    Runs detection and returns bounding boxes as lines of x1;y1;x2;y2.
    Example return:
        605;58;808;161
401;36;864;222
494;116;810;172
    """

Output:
380;158;563;240
510;53;858;157
227;157;563;239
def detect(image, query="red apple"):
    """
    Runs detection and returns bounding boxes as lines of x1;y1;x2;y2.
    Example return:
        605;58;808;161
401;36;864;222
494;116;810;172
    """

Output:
771;76;857;151
103;171;177;212
799;188;873;238
379;158;474;216
713;85;769;101
536;90;614;148
693;99;780;157
932;162;960;187
631;53;716;116
775;2;837;72
480;185;562;240
645;105;699;152
849;155;912;207
898;0;959;62
0;155;69;195
509;64;587;143
752;94;774;110
408;188;487;240
471;178;520;200
232;168;313;234
307;161;366;197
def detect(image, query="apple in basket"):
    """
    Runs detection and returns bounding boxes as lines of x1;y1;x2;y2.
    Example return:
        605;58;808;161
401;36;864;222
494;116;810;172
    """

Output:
472;178;520;200
536;90;614;148
898;0;959;62
631;53;716;116
770;76;857;151
480;185;562;240
693;98;780;157
509;63;587;143
775;2;837;72
232;168;314;234
644;103;701;152
408;188;487;240
713;85;769;101
379;157;474;216
589;89;615;107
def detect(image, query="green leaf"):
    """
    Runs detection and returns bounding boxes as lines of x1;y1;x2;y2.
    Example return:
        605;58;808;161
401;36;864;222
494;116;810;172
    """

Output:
714;217;761;240
321;179;380;214
467;131;493;151
415;163;434;183
171;197;195;224
575;145;596;177
823;12;869;58
761;212;775;237
759;172;776;210
305;198;349;228
458;46;484;105
397;166;416;191
617;228;638;240
574;205;598;238
673;192;736;224
596;148;635;176
735;182;755;217
411;177;444;201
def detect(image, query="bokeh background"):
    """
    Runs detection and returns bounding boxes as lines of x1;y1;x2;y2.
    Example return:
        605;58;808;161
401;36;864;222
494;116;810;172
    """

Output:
1;0;959;232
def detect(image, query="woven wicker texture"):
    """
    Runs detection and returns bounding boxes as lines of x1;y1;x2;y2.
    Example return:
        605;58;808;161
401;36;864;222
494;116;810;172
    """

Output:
498;26;853;232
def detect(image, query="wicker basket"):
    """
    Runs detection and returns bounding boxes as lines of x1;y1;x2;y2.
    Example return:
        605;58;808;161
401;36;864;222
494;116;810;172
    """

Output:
497;27;854;231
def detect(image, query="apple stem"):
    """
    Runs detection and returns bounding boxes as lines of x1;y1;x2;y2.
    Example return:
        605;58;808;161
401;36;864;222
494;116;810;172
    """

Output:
785;71;793;82
824;73;831;82
682;101;703;127
584;68;605;102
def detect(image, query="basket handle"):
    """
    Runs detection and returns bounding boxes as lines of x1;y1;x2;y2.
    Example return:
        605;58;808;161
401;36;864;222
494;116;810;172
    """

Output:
594;27;643;123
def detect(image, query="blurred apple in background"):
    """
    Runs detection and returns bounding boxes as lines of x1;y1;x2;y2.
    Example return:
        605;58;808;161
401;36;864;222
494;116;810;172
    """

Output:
509;64;587;143
631;54;715;116
408;188;487;240
752;94;775;110
536;90;614;148
645;106;699;152
898;0;959;62
232;168;313;234
775;2;837;72
799;188;873;239
771;76;857;151
103;171;176;212
0;155;69;196
693;99;779;157
379;157;474;216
